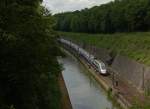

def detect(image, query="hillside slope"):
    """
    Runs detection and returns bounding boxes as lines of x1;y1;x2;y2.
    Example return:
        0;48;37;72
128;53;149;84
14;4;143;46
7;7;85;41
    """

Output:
59;32;150;66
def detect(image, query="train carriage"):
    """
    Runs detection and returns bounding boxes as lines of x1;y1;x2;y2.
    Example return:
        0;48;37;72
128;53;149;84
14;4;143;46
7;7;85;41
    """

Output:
59;38;108;75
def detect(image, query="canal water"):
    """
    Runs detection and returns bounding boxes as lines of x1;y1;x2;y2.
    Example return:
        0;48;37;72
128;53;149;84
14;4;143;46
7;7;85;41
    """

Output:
58;53;118;109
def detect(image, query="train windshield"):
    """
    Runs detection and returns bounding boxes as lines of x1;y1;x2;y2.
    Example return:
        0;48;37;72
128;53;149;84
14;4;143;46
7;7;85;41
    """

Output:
101;63;106;70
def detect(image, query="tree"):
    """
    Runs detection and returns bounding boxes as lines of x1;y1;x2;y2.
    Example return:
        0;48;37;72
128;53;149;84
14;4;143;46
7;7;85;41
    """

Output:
54;0;150;33
0;1;61;109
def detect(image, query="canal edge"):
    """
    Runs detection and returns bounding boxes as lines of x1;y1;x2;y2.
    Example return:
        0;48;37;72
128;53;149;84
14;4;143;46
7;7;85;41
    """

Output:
59;72;73;109
60;47;131;109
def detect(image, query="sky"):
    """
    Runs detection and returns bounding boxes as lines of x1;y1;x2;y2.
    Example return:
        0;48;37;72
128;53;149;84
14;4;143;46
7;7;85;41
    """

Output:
43;0;113;14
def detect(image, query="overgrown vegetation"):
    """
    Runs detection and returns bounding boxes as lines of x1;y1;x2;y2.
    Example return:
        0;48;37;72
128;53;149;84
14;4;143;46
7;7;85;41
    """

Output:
106;88;123;109
55;0;150;33
60;32;150;66
0;0;61;109
131;100;150;109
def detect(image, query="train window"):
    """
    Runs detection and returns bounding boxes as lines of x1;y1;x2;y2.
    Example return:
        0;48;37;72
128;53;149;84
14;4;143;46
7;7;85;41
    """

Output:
95;62;99;67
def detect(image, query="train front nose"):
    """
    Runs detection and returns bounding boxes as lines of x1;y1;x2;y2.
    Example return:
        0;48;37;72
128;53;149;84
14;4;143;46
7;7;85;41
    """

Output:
101;69;106;74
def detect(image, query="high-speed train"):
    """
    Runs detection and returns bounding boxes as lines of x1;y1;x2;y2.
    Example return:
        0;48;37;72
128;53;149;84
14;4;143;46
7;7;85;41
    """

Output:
59;38;107;75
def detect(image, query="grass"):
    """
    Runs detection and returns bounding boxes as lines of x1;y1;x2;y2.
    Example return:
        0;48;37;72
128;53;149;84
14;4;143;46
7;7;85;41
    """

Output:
58;32;150;66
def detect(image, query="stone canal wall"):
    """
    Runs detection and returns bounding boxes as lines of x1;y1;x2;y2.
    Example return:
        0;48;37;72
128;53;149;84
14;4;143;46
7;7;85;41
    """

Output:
59;72;73;109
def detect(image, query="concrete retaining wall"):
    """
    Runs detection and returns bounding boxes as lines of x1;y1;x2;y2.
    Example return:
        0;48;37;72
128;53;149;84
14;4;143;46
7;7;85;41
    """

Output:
111;55;150;91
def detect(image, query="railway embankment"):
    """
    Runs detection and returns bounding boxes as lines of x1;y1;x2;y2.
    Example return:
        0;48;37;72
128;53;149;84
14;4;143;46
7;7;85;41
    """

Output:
60;39;149;109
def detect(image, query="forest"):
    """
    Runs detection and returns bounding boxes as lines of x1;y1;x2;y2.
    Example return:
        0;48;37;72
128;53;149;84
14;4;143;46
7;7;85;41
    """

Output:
54;0;150;33
0;0;61;109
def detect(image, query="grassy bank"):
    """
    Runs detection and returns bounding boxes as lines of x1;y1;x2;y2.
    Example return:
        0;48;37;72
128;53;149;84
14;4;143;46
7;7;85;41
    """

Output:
59;32;150;66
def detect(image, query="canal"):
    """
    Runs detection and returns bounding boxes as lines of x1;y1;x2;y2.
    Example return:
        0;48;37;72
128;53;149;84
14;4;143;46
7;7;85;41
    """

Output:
58;53;119;109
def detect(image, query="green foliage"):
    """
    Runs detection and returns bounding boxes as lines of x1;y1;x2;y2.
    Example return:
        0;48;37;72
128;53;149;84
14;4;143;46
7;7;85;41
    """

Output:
60;32;150;66
54;0;150;33
0;1;61;109
131;100;150;109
